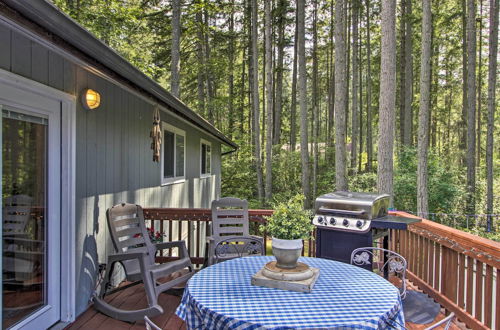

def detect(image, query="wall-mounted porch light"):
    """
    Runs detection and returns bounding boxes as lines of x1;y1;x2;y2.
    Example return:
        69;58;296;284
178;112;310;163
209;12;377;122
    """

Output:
81;89;101;110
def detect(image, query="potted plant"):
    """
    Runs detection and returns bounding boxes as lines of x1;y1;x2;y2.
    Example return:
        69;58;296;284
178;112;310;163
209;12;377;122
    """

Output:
263;195;314;269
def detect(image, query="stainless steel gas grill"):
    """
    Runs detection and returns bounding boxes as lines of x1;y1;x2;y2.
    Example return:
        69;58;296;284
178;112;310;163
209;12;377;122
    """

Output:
313;191;420;266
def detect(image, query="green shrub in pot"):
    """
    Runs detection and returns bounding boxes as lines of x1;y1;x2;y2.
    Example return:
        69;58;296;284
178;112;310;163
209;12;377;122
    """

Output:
262;195;314;269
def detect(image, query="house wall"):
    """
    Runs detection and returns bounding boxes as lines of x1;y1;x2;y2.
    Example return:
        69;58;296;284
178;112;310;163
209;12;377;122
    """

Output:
0;20;222;316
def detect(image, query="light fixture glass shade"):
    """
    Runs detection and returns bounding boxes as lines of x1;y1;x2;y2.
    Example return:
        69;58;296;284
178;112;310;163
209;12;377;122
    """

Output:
82;89;100;110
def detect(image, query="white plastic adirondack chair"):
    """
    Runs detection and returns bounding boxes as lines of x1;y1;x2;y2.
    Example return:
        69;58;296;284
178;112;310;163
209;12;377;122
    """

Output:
3;195;33;238
207;197;264;266
93;203;194;322
3;195;43;280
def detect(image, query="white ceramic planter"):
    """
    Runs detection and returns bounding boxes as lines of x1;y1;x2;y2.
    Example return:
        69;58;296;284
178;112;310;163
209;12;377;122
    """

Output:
272;237;303;269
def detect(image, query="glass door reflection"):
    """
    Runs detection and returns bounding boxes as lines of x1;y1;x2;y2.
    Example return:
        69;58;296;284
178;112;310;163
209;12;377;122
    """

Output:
2;109;47;329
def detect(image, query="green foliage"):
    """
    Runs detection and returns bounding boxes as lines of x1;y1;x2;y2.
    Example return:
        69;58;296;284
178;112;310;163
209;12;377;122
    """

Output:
221;145;260;208
348;172;378;193
263;194;314;240
394;147;463;214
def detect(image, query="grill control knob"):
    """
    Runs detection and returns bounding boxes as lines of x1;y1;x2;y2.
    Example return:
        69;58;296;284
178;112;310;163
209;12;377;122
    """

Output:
329;217;336;225
317;216;324;224
356;220;363;228
343;219;349;227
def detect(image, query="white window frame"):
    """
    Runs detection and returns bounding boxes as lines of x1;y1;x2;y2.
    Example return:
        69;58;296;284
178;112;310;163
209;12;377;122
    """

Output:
161;122;186;185
200;139;212;178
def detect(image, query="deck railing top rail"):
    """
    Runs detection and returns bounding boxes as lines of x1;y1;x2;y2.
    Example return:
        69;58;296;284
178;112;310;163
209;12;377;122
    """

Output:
391;211;500;268
144;208;274;223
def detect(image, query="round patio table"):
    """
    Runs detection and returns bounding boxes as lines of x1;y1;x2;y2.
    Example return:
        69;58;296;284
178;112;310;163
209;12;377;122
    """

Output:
176;256;404;329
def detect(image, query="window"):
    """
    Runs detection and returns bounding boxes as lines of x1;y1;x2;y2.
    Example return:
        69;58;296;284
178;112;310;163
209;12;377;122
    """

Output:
161;123;185;184
200;139;212;177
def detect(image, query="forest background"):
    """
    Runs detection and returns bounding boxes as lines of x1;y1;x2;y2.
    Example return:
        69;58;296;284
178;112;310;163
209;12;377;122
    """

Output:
51;0;499;240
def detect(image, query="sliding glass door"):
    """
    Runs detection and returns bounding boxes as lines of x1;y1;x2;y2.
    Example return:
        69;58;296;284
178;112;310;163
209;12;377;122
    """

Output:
1;83;61;329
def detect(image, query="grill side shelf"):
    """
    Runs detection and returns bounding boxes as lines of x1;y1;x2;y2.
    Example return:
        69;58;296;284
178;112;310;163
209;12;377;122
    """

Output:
371;215;421;230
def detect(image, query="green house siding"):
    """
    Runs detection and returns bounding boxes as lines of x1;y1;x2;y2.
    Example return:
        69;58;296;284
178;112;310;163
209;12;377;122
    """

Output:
0;21;222;316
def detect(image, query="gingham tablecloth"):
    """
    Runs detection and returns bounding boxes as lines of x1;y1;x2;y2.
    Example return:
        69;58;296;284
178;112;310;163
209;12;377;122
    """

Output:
176;256;405;329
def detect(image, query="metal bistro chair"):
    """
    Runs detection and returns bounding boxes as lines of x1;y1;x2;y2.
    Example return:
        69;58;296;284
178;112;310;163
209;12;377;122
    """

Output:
214;237;264;264
207;197;264;266
93;203;195;322
424;312;455;330
351;247;407;299
144;316;161;330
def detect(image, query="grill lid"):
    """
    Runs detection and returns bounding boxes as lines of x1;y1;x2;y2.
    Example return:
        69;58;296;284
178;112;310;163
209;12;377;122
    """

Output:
314;191;390;220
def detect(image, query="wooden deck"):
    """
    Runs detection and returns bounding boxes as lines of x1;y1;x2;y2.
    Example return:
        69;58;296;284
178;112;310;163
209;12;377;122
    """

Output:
66;280;463;330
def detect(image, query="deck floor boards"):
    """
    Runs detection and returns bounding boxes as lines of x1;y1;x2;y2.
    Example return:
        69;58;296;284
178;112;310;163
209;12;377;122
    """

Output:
66;281;462;330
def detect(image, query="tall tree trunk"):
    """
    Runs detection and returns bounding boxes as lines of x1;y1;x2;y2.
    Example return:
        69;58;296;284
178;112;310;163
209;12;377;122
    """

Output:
240;46;246;139
196;7;205;117
334;0;348;191
476;0;483;168
403;0;413;146
398;0;407;146
377;0;397;204
358;11;364;173
265;0;273;202
273;0;286;145
312;0;319;197
486;0;499;230
261;31;266;155
171;0;181;98
345;3;351;139
290;12;298;152
297;0;310;206
365;0;373;172
466;0;477;214
247;0;253;146
250;0;263;202
204;9;215;124
430;39;439;149
444;58;452;157
327;0;335;159
417;0;432;215
350;0;359;172
460;0;468;165
242;0;250;140
228;0;235;139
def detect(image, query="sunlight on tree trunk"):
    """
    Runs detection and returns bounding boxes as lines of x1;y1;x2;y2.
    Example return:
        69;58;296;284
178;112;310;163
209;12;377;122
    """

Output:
486;0;499;230
297;0;310;206
170;0;181;98
417;0;432;215
334;0;348;191
250;0;263;202
466;0;477;214
377;0;397;204
264;0;273;202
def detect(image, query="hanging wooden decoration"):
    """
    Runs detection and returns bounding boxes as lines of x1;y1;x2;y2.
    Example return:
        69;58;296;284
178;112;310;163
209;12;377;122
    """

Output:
150;105;162;162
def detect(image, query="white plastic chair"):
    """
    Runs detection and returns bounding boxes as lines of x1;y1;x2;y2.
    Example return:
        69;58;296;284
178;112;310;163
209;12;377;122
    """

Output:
93;203;194;322
207;197;264;265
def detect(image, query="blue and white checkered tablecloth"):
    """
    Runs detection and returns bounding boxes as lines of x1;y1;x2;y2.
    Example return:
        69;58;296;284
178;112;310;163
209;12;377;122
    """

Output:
176;256;405;329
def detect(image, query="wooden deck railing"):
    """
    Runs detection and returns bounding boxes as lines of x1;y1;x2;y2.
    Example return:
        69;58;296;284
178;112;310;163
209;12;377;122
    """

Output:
143;208;498;330
143;208;317;265
390;211;499;330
